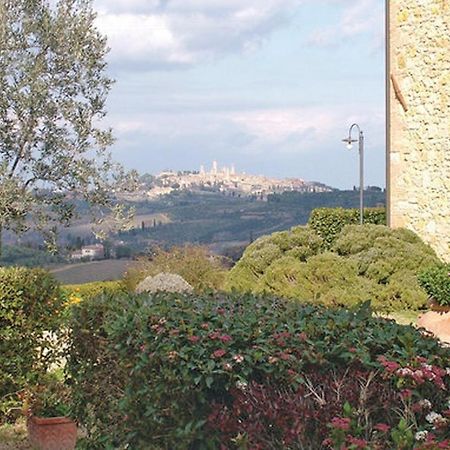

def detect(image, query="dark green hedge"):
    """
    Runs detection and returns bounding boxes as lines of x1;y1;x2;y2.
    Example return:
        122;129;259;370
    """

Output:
308;207;386;248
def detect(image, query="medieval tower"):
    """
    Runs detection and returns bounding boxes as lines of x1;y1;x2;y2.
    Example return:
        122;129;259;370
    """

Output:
387;0;450;261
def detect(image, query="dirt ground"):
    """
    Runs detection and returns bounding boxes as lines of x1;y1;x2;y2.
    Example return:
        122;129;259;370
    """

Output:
0;421;31;450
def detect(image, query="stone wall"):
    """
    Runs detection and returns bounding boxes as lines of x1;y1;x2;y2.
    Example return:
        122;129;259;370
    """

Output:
388;0;450;262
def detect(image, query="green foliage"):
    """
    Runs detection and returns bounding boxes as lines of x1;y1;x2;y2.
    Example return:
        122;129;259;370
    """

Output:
63;280;127;302
67;292;450;449
333;225;440;311
0;267;63;421
125;245;228;292
227;226;323;291
27;371;71;418
228;223;440;312
0;0;134;250
257;253;378;307
308;207;386;248
0;245;64;268
418;264;450;306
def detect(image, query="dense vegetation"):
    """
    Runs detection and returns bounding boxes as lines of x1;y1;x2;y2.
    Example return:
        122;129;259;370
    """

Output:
309;207;386;248
0;245;64;268
418;264;450;307
228;223;440;312
67;291;450;449
112;190;386;253
124;245;228;292
0;268;63;420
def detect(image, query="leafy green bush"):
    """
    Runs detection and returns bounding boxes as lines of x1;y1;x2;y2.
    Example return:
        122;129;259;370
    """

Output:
256;253;378;307
67;292;450;449
226;226;323;291
418;264;450;307
0;267;63;421
308;207;386;248
63;280;127;302
124;245;228;293
333;225;440;311
228;223;440;312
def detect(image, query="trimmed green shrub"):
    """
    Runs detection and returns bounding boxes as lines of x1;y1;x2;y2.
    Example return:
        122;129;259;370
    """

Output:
124;245;228;293
0;267;63;421
308;207;386;248
228;224;440;312
256;253;378;307
226;226;323;291
333;225;440;311
67;292;450;449
418;264;450;307
63;280;127;302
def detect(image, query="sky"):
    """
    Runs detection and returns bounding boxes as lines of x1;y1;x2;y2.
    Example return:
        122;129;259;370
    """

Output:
94;0;386;190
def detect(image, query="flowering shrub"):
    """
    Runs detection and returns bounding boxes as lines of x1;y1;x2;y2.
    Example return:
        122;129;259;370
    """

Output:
67;292;450;448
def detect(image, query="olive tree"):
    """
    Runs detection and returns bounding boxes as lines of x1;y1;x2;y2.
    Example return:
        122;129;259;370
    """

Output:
0;0;134;253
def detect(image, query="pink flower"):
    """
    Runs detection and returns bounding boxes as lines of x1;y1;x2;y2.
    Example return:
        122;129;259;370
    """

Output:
377;356;400;373
298;332;308;342
322;438;333;447
188;335;200;343
212;349;227;359
330;417;351;431
219;334;232;343
209;331;221;340
347;436;368;449
400;389;413;400
201;323;209;330
374;423;390;433
233;354;244;364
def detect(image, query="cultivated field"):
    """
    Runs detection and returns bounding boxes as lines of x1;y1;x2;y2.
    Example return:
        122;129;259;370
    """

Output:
49;259;136;284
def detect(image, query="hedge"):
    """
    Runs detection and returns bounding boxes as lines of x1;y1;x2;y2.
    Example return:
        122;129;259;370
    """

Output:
308;207;386;248
0;267;63;421
418;264;450;307
67;292;450;449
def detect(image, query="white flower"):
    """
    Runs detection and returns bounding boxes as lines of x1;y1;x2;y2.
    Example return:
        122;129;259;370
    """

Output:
426;412;443;424
415;430;428;442
397;368;413;376
446;367;450;376
422;364;433;371
236;380;248;391
233;354;244;364
418;399;432;410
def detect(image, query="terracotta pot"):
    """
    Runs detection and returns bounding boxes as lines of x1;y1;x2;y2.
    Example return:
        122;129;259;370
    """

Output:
27;415;77;450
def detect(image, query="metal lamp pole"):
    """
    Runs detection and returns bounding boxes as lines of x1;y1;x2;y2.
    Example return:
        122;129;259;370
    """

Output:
342;124;364;225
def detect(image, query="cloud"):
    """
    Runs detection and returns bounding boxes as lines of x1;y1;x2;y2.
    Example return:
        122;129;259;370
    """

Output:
308;0;384;49
94;0;299;70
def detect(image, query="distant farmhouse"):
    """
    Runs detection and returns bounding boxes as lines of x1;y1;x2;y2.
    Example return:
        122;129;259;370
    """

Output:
71;244;105;261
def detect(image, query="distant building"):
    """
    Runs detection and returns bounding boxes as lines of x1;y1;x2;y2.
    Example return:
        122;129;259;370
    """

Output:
71;244;105;261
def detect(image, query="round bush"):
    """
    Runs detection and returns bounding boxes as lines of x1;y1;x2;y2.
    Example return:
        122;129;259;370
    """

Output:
227;226;323;291
67;292;450;449
228;224;441;312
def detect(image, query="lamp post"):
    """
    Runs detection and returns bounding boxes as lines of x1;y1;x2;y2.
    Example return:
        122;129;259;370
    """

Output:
342;124;364;225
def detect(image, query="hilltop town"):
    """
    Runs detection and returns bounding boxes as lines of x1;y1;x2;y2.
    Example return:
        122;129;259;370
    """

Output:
121;162;334;201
